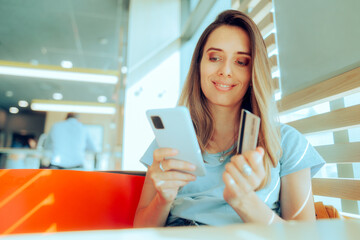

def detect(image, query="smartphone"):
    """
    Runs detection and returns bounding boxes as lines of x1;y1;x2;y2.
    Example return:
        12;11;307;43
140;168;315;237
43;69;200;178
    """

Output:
237;109;261;154
146;106;206;176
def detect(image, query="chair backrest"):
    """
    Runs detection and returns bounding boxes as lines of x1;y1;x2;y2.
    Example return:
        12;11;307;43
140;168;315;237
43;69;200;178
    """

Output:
0;169;145;235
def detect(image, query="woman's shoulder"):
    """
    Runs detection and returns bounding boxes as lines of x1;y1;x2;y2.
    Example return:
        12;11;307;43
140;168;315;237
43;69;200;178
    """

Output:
278;123;325;177
278;123;308;153
279;123;302;138
279;123;306;147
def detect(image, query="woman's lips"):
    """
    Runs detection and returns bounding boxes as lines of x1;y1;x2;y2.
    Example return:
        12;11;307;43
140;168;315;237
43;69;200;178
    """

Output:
212;81;236;91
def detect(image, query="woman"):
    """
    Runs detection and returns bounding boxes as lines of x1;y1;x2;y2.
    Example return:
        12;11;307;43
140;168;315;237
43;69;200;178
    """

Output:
133;10;324;227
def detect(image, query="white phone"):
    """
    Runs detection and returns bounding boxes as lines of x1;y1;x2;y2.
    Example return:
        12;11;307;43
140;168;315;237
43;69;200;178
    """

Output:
146;106;206;176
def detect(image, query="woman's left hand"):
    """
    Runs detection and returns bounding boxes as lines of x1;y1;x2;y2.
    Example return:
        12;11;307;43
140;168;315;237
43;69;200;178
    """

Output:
223;147;265;208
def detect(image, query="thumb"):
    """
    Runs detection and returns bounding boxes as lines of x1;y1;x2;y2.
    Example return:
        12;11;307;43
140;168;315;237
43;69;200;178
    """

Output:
255;147;265;157
254;147;265;165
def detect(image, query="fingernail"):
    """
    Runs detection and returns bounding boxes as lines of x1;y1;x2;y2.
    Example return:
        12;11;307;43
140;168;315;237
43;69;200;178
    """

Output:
172;149;178;154
256;147;265;156
156;180;165;187
226;173;235;185
229;175;236;185
189;164;196;170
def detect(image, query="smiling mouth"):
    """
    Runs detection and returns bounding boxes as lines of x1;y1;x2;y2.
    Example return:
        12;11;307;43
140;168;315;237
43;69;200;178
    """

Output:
212;81;236;91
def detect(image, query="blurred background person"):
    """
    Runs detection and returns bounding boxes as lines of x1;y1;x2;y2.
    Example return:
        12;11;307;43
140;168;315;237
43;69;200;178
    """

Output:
44;113;97;169
4;134;38;169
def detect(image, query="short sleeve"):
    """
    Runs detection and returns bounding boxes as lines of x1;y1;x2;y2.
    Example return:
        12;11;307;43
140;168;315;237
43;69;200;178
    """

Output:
140;140;158;168
279;124;325;178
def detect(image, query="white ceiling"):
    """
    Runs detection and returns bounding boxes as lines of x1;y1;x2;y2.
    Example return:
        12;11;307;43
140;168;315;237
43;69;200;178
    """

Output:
0;0;126;111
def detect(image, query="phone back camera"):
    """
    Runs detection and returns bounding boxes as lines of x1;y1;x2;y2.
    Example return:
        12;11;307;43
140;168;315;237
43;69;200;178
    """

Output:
151;116;164;129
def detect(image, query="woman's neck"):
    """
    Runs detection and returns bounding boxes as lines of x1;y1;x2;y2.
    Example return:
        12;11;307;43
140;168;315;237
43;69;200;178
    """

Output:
207;104;241;153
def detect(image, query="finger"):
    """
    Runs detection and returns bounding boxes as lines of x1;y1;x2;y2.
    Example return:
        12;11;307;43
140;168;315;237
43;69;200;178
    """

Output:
225;162;252;192
155;180;191;189
242;150;264;176
255;147;265;156
230;155;261;189
153;148;178;163
161;171;196;181
161;159;196;172
223;171;236;187
223;172;241;196
151;171;196;189
230;154;253;177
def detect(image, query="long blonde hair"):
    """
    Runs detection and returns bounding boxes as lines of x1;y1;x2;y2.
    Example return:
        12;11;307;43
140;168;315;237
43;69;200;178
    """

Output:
178;10;282;189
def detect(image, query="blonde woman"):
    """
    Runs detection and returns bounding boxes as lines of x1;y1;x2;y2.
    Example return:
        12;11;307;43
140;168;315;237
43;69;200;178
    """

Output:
134;10;324;227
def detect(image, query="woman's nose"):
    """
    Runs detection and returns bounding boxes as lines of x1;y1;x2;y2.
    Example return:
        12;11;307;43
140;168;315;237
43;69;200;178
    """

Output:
217;60;232;78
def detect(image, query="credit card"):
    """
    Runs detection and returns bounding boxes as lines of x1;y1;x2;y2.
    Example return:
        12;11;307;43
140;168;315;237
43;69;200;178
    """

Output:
236;109;261;154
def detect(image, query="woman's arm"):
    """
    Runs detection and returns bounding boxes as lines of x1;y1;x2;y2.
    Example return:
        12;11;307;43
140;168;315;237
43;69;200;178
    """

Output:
223;147;315;223
133;172;173;227
279;168;315;221
133;148;197;228
225;168;314;224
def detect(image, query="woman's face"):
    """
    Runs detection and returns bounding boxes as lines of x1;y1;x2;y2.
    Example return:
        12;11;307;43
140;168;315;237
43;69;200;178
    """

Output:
200;25;252;109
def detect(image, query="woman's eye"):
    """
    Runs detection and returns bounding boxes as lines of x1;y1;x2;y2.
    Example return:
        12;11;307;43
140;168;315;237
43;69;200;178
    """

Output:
208;53;222;62
209;56;221;61
236;57;250;66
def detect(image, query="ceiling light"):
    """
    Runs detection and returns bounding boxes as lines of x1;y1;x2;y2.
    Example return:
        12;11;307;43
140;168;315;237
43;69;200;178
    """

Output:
97;95;107;103
53;93;63;100
61;60;73;69
31;100;116;115
9;107;19;114
121;66;127;74
0;65;118;84
18;100;29;107
5;90;13;97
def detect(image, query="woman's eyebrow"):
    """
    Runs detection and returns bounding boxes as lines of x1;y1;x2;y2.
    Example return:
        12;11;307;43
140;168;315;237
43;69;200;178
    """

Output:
206;47;223;52
206;47;251;56
237;51;251;56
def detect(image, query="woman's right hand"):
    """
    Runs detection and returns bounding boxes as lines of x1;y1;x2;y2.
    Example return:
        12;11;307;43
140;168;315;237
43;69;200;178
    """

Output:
148;148;197;204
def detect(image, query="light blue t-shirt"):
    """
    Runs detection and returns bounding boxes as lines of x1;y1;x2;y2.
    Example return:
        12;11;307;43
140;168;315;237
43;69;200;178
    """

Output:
140;124;325;225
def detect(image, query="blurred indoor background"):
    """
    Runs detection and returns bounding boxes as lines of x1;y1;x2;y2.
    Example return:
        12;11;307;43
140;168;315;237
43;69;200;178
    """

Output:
0;0;359;214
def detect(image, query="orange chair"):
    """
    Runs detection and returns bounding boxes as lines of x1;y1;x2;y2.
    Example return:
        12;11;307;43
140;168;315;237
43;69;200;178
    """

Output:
0;169;145;235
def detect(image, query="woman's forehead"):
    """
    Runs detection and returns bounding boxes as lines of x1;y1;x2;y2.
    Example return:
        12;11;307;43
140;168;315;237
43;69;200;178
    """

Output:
204;25;251;54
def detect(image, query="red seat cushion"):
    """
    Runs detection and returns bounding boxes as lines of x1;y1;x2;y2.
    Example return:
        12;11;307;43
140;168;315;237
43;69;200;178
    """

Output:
0;169;145;235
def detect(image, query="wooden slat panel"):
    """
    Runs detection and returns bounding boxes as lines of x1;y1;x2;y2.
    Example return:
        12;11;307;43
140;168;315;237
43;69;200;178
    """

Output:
315;142;360;164
231;0;241;10
258;12;274;36
312;178;360;201
272;77;279;90
239;0;252;12
264;33;276;53
288;104;360;134
278;67;360;114
340;212;360;220
248;0;272;24
269;54;278;72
